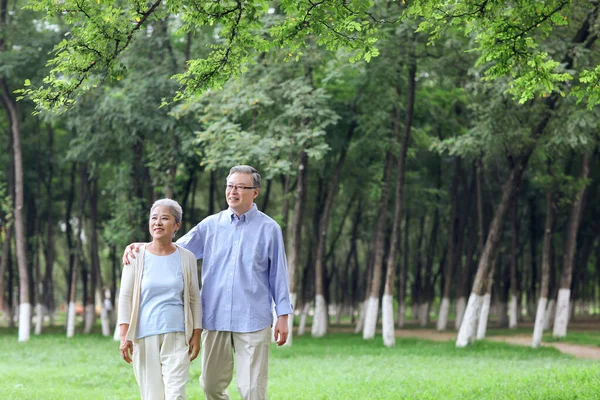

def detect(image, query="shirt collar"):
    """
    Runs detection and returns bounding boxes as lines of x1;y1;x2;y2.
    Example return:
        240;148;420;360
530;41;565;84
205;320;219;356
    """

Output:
228;203;258;224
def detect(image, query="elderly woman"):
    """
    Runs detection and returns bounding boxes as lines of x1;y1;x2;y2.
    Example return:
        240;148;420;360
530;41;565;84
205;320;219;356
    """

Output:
118;199;202;400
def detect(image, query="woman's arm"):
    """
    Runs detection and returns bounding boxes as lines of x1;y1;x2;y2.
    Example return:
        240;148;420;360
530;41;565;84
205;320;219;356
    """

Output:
188;254;203;331
189;329;201;362
119;323;133;364
117;261;135;326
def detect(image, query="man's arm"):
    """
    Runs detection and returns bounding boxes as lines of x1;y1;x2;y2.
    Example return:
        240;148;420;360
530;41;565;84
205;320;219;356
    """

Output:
268;224;294;345
176;221;207;259
273;314;289;346
121;242;144;265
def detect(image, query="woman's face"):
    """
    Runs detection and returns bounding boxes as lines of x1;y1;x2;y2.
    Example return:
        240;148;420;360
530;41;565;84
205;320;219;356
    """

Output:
149;205;181;241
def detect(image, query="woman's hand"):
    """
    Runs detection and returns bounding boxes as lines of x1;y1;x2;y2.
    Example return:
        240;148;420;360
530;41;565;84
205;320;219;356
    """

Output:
120;338;133;364
189;329;201;362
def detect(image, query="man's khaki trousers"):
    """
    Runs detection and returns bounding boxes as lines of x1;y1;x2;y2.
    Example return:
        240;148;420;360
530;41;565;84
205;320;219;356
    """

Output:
200;327;271;400
132;332;190;400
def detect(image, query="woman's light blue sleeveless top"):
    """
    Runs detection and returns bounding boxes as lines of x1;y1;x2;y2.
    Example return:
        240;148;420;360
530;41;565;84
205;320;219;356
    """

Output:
136;248;185;339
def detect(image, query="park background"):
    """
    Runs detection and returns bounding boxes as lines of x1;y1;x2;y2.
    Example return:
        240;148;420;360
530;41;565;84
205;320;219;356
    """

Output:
1;0;600;398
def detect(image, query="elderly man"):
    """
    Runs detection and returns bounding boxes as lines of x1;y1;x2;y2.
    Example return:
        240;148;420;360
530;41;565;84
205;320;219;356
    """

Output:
124;165;293;400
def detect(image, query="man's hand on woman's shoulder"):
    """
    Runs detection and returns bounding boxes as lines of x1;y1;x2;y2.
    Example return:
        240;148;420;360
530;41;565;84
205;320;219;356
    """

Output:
122;243;143;265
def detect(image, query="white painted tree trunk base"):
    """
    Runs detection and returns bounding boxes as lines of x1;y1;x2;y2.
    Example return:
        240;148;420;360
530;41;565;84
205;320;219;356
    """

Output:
477;293;491;340
100;305;111;336
397;303;405;328
455;297;466;330
311;295;327;338
382;294;395;348
67;302;76;338
456;293;482;347
532;297;547;348
362;296;379;340
418;302;429;327
283;292;296;347
35;303;44;335
544;299;556;330
297;303;309;336
18;303;32;342
553;288;570;338
436;298;450;331
509;295;518;329
84;304;95;334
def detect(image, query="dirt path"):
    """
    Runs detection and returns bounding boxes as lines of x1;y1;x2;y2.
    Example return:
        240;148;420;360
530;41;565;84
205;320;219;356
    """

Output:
394;329;600;360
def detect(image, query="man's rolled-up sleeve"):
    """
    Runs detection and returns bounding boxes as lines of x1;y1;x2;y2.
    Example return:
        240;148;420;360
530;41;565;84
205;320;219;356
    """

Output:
177;221;206;259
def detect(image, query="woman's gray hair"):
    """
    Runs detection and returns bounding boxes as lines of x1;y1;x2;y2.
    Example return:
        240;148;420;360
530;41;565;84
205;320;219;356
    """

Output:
227;165;261;188
150;198;183;224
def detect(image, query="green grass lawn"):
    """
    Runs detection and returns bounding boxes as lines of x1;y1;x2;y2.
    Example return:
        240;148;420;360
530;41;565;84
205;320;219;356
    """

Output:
483;327;600;347
1;327;599;399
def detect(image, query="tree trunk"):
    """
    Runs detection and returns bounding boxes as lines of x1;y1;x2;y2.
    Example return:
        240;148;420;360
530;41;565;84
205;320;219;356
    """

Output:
345;201;362;321
287;149;308;344
438;158;461;331
0;224;11;318
260;179;272;214
67;247;79;338
382;58;415;347
397;212;410;328
179;167;196;234
457;155;530;347
412;216;426;322
0;122;14;318
1;78;31;342
93;176;110;336
34;151;44;335
528;195;538;320
362;149;394;340
44;124;56;324
65;162;77;337
280;171;291;244
476;258;497;340
532;186;554;347
421;185;441;328
76;165;93;334
7;238;15;328
456;225;476;330
509;198;519;329
313;122;354;338
553;152;590;338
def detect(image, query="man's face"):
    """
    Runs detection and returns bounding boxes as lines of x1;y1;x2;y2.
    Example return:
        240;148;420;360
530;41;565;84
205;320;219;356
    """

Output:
225;172;259;216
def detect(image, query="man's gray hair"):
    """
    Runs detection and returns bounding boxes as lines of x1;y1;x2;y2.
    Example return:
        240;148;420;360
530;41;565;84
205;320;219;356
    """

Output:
227;165;261;188
150;198;183;224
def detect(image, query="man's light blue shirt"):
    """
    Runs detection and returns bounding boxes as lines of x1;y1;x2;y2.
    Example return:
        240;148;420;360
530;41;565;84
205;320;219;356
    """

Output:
176;203;293;332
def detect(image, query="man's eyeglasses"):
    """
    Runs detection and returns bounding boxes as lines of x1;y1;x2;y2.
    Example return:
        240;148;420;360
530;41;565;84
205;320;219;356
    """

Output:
225;184;256;192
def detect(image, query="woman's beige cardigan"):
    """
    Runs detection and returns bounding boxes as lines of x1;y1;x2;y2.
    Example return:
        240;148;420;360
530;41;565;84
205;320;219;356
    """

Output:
117;244;202;344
